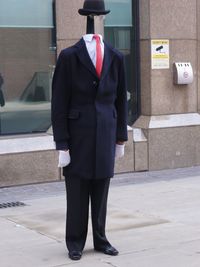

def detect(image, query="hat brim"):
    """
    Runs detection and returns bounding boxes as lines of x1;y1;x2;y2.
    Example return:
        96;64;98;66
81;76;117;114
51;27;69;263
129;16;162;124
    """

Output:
78;8;110;16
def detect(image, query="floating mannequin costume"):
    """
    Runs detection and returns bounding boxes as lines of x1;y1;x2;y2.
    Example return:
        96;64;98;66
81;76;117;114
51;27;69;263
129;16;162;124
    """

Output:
51;0;128;260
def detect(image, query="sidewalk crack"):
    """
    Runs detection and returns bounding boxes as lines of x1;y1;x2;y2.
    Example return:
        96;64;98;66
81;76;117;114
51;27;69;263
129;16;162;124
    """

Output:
103;261;118;267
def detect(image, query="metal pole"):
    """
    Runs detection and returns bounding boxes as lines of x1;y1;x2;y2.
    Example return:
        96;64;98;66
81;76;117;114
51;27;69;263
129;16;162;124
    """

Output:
86;15;95;34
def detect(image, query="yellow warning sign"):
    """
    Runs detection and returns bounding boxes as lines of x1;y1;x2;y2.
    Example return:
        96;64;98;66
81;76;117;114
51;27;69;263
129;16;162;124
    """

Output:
151;40;169;69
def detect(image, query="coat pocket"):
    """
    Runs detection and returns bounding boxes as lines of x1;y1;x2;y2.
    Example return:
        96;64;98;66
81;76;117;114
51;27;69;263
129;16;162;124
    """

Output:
68;109;80;119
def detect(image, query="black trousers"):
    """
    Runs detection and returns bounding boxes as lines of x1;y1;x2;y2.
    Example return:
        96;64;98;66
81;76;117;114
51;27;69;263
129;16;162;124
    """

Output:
65;177;111;252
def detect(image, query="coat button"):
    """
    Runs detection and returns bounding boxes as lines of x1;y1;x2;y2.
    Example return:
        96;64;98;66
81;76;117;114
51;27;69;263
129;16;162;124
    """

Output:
93;81;97;86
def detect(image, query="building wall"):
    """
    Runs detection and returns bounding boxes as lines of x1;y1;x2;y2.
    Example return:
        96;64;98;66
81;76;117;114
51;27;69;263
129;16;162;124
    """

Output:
140;0;197;116
1;0;200;187
0;0;133;187
55;0;104;54
134;0;200;170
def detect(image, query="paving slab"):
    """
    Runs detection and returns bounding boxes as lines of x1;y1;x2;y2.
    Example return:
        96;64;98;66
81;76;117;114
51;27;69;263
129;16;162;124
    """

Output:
2;197;168;242
0;167;200;266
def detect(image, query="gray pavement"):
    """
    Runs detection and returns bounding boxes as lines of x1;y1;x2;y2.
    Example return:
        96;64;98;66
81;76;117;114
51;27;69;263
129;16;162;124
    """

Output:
1;166;200;266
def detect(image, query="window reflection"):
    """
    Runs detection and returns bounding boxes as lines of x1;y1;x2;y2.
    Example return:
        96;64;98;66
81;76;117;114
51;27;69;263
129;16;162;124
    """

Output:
0;0;55;135
104;0;139;125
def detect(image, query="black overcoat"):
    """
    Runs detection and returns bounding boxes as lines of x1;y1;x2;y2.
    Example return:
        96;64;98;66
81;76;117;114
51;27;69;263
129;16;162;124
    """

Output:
51;38;128;179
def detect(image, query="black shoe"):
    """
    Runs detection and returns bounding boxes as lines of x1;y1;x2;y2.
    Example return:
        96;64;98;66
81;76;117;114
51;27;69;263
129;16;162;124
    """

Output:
95;245;119;256
68;250;82;260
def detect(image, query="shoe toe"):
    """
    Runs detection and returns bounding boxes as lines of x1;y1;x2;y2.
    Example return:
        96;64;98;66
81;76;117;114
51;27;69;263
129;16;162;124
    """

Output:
68;251;82;260
105;246;119;256
95;245;119;256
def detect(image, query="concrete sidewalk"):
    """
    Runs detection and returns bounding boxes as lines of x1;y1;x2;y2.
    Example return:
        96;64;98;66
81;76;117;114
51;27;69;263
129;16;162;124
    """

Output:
1;167;200;267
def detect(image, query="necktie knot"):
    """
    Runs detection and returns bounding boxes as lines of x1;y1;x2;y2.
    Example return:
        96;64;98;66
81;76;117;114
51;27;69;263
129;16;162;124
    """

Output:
93;34;100;42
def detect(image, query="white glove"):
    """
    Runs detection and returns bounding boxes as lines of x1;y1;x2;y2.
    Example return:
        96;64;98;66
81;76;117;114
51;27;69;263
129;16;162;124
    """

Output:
115;144;125;159
58;150;71;167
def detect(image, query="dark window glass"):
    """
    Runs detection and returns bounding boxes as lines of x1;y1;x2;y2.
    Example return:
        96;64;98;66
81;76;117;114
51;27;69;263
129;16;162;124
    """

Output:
0;0;56;135
104;0;140;125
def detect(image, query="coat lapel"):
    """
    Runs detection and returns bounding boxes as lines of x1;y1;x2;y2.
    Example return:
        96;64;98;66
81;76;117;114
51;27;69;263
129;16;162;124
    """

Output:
101;42;114;80
75;38;98;78
75;38;114;80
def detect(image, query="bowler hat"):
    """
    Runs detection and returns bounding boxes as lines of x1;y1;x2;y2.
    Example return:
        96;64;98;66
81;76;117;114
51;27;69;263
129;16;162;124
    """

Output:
78;0;110;16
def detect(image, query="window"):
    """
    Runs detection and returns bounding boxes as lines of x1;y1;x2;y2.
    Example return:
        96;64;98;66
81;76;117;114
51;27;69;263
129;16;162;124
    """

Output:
104;0;140;125
0;0;56;135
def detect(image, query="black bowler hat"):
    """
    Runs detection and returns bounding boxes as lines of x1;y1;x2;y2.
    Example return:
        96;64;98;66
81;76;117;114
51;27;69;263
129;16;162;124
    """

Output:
78;0;110;16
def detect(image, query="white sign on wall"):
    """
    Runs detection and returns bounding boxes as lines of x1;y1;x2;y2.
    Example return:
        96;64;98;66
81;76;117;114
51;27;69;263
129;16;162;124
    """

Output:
151;40;170;69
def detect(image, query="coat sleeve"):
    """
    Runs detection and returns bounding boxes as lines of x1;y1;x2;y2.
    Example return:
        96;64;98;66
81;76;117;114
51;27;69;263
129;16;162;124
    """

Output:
115;55;128;142
51;50;71;150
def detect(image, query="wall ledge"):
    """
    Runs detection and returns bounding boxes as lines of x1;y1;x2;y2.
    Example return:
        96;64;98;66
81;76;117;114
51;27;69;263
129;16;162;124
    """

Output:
134;113;200;129
0;135;55;155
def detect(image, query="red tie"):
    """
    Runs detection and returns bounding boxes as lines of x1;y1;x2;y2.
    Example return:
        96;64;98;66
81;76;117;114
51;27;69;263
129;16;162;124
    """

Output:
93;34;103;78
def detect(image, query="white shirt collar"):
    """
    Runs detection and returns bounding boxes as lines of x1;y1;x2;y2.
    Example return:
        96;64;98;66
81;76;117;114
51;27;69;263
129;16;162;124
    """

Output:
83;34;104;45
